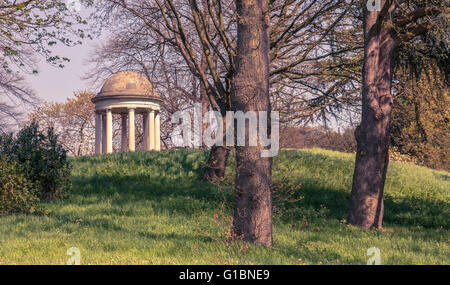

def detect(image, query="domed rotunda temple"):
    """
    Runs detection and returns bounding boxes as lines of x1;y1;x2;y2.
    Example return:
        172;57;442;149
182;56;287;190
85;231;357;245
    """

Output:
91;71;162;154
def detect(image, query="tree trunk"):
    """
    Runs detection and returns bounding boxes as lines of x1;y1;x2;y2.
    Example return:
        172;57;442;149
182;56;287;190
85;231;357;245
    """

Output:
202;145;230;182
200;0;210;149
348;4;398;229
198;0;231;182
200;47;230;182
232;0;272;246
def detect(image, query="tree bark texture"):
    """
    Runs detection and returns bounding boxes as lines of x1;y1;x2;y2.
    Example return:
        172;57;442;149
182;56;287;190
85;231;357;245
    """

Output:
202;145;230;182
348;2;398;229
232;0;273;246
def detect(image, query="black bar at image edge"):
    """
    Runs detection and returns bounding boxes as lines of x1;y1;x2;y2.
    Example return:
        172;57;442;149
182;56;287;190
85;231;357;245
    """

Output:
0;265;447;282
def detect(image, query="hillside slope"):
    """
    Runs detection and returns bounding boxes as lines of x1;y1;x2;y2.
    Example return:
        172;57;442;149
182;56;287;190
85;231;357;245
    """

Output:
0;149;448;264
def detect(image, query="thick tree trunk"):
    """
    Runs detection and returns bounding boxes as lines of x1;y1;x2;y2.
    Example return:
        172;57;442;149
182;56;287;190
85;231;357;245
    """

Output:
348;5;397;229
232;0;273;246
202;145;230;182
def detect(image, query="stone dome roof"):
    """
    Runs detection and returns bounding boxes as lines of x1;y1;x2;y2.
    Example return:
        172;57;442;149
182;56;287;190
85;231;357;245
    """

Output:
96;71;159;98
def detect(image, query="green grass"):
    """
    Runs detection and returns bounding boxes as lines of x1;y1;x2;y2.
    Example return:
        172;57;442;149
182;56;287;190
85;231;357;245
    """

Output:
0;149;448;264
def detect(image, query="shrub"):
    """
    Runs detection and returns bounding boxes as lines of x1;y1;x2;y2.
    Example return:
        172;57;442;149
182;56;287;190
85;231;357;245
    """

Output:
0;156;43;215
0;121;72;201
391;62;449;171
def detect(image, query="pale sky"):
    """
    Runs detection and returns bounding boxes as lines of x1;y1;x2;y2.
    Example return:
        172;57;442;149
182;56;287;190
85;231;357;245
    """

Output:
24;39;101;104
23;5;104;105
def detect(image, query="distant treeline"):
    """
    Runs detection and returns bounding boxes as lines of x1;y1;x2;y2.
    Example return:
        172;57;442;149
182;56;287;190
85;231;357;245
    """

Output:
281;124;449;172
280;126;356;154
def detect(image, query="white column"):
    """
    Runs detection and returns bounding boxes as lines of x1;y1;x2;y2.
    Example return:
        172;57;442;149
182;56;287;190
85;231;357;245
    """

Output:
102;113;107;154
105;108;113;154
143;112;149;151
149;110;155;150
121;113;128;152
128;108;135;152
155;111;161;151
95;112;102;155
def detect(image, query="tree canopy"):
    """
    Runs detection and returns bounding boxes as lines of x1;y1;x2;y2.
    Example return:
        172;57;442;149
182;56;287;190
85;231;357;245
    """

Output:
0;0;90;131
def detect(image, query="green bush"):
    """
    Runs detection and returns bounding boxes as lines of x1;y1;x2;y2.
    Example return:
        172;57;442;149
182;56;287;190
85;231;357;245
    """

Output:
0;121;72;202
0;156;43;215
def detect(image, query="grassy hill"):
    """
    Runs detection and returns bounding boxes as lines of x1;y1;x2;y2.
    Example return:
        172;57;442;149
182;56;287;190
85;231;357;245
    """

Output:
0;149;448;264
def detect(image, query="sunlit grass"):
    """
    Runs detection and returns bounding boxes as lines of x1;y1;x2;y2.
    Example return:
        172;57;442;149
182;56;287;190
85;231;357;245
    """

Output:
0;148;448;264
